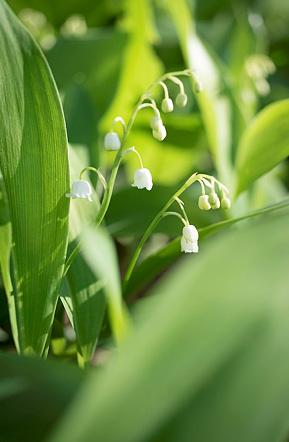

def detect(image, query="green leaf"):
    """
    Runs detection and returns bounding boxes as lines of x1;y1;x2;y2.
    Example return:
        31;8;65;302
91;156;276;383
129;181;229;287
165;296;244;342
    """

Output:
50;209;289;442
0;353;83;442
81;227;130;344
0;1;69;355
164;0;246;186
66;250;106;364
236;99;289;194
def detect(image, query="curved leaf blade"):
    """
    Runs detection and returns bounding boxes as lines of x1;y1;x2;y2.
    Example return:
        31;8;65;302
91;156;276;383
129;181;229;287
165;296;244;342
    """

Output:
0;1;69;355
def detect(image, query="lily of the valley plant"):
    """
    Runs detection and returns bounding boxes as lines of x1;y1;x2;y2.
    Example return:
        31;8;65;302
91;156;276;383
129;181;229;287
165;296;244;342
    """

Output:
66;69;231;275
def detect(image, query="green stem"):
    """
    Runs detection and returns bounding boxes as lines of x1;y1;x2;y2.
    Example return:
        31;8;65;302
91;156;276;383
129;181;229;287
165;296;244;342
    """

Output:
123;173;199;287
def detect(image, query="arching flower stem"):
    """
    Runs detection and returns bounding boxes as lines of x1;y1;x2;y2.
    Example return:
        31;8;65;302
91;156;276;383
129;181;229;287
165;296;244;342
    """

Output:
123;173;199;290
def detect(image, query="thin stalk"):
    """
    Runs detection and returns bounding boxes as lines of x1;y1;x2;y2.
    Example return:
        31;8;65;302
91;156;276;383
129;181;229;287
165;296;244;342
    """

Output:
123;173;199;287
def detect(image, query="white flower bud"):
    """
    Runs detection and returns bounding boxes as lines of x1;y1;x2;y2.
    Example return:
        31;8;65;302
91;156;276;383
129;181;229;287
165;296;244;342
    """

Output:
104;131;121;151
161;97;174;113
198;195;211;210
181;225;199;254
66;180;92;201
208;192;220;209
152;123;167;141
150;115;163;130
175;93;188;107
221;196;231;210
132;168;153;191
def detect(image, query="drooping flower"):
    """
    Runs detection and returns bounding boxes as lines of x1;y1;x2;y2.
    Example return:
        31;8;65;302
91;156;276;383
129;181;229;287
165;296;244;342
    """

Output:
132;168;153;191
198;194;211;211
161;97;174;113
152;123;167;141
66;180;92;201
175;93;188;107
181;224;199;254
104;131;121;151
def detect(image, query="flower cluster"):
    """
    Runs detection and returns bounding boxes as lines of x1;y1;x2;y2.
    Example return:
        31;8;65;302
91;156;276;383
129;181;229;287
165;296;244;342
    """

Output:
197;175;231;211
65;70;231;259
245;54;275;96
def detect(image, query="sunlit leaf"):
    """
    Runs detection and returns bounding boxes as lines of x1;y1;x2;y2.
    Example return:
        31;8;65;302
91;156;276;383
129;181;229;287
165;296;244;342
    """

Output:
0;1;69;355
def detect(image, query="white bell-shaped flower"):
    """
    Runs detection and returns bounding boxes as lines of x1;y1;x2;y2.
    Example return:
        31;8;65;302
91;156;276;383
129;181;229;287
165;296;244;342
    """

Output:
66;180;92;201
181;224;199;254
152;123;167;141
104;131;121;151
161;97;174;113
132;168;153;191
175;93;188;107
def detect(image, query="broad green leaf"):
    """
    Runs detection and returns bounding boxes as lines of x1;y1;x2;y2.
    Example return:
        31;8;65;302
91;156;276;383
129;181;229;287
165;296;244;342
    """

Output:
164;0;246;186
50;210;289;442
0;353;83;442
0;1;69;355
236;99;289;194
